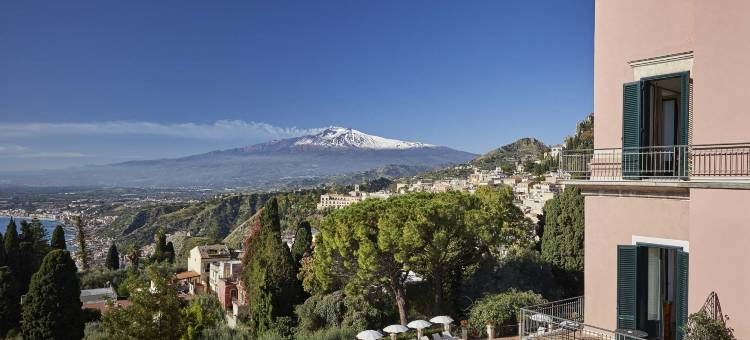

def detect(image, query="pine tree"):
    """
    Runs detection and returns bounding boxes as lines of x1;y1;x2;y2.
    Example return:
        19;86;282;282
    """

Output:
21;250;84;340
105;243;120;270
73;216;90;271
50;225;67;250
0;266;20;337
242;198;301;334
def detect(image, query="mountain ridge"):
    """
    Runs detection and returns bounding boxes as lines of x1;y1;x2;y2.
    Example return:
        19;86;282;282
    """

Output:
1;127;475;189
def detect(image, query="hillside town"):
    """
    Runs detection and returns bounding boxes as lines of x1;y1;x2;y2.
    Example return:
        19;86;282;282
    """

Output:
318;161;565;224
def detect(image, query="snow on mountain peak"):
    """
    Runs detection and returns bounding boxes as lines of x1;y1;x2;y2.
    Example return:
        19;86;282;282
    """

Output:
292;126;434;149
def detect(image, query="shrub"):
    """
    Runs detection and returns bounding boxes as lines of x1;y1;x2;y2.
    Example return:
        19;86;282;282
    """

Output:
83;322;107;340
199;324;253;340
684;312;735;340
468;289;545;336
296;326;357;340
79;268;129;290
295;291;346;332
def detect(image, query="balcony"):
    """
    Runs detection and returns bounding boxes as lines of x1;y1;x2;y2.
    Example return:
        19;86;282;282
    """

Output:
560;143;750;183
519;297;645;340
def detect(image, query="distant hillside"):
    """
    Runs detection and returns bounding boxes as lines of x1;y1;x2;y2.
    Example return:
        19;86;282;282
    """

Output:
110;190;323;249
470;138;549;170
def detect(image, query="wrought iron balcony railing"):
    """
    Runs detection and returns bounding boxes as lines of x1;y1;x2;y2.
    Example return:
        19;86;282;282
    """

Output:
519;297;646;340
560;143;750;181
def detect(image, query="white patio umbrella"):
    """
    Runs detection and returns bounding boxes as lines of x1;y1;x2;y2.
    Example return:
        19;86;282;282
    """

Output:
357;330;384;340
530;313;554;332
407;320;432;339
429;316;455;333
530;313;552;323
383;324;409;340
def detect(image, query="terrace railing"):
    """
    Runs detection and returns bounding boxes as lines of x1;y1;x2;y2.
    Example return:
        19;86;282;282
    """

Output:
560;143;750;181
519;297;646;340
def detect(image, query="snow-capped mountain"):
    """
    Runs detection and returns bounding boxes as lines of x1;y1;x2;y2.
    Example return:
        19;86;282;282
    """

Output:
1;127;476;188
292;127;433;149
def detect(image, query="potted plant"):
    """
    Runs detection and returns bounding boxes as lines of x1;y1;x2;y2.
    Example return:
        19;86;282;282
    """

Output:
485;320;495;339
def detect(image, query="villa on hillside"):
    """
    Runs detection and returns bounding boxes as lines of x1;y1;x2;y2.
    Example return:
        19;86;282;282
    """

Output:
521;1;750;339
187;244;231;285
316;185;391;210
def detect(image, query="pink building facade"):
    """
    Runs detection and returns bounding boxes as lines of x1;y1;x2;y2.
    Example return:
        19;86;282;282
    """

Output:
559;1;750;339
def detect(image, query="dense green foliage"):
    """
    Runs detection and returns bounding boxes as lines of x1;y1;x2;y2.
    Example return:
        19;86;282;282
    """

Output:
295;291;346;332
15;219;50;295
105;243;120;270
3;219;19;284
467;289;545;336
151;231;175;264
684;312;735;340
21;250;84;340
295;326;357;340
541;187;585;295
565;113;594;150
101;264;184;339
50;225;67;250
242;198;303;334
79;268;129;290
0;266;20;337
291;221;313;264
181;294;225;340
0;232;4;267
312;187;534;325
462;249;564;305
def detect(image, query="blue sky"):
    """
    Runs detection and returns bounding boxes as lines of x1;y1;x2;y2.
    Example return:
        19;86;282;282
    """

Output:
0;1;593;171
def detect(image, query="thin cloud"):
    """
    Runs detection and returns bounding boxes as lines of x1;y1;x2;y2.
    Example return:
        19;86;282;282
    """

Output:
0;143;87;158
0;120;324;140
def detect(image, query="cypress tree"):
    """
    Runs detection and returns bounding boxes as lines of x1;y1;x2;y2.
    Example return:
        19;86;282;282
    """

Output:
50;225;67;250
3;219;19;280
105;243;120;270
290;220;313;264
17;242;34;295
21;250;84;340
242;198;301;334
152;232;167;262
0;266;20;336
17;219;49;295
165;241;175;264
73;216;90;271
0;232;5;267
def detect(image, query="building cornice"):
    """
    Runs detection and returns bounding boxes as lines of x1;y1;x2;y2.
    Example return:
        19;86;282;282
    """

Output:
628;51;694;68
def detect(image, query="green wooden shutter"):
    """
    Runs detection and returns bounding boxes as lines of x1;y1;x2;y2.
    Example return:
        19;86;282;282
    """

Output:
622;82;642;179
678;72;691;177
617;245;638;329
675;250;689;340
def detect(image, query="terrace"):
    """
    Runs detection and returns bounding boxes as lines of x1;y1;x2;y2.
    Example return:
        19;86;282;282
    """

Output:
519;297;645;340
560;143;750;184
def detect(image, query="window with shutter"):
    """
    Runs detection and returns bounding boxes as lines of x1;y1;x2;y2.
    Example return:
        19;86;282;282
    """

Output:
617;245;638;329
674;250;689;340
622;82;642;179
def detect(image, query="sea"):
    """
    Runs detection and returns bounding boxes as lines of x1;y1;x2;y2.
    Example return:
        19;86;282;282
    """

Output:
0;216;75;242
